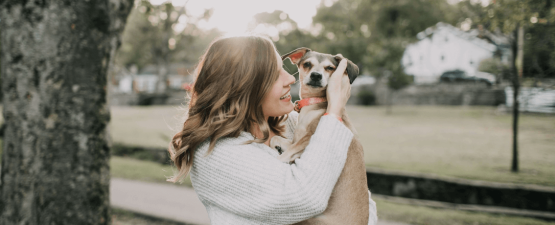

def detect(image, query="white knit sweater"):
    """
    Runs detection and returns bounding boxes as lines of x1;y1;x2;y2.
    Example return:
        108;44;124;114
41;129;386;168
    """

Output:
190;111;378;225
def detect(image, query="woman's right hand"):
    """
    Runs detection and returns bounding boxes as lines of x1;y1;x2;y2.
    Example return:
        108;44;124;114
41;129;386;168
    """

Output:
326;59;351;117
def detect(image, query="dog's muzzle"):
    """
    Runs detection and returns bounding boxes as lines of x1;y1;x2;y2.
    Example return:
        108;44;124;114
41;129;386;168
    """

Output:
307;72;323;87
310;72;322;81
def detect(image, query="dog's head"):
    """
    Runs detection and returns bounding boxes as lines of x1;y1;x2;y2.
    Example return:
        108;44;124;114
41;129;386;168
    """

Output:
281;47;359;98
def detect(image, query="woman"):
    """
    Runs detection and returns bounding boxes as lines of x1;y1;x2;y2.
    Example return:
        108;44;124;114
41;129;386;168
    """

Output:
168;35;377;224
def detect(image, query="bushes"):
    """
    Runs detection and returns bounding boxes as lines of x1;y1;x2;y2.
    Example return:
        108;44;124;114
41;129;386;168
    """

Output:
111;143;171;165
358;89;376;105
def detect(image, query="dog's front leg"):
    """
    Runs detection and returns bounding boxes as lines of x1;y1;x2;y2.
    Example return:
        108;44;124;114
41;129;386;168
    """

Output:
276;135;311;163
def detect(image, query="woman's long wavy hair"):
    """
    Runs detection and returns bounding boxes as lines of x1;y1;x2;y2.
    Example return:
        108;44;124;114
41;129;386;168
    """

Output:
167;36;288;183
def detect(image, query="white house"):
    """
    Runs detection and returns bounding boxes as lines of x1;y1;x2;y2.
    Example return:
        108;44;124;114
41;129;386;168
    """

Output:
402;22;510;84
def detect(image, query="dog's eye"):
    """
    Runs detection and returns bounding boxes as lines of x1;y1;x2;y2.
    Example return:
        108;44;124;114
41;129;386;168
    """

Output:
325;66;335;71
303;62;312;68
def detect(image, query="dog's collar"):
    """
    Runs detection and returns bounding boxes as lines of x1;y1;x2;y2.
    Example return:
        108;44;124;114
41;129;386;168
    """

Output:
294;97;327;113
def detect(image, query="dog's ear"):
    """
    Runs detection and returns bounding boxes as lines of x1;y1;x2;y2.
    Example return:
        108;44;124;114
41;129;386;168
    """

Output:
334;54;359;84
281;47;311;65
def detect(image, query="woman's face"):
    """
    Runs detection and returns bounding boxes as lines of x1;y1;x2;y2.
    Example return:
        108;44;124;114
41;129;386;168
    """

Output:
261;50;296;118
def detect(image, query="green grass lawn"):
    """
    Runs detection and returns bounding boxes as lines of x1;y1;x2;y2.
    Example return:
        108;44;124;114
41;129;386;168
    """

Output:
109;105;187;148
111;156;192;187
347;105;555;186
109;105;555;187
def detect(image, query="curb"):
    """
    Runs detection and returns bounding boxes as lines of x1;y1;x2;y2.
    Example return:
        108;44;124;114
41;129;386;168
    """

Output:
367;167;555;213
373;194;555;221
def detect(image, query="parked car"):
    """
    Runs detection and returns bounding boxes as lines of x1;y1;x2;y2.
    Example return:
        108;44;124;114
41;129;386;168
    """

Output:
439;70;492;86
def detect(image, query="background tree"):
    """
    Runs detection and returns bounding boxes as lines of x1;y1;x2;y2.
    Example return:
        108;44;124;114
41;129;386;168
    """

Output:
386;68;412;114
0;0;133;224
461;0;555;172
115;0;215;93
478;58;511;84
311;0;458;75
251;10;320;77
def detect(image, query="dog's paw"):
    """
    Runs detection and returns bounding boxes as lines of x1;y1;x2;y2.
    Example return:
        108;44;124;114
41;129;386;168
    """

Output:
276;153;295;163
271;136;291;154
269;136;280;149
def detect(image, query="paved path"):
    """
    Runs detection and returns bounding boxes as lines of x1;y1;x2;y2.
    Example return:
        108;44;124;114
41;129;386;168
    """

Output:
111;178;210;225
110;178;409;225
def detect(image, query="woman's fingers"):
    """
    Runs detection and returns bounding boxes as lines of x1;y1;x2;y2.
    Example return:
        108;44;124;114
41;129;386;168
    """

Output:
326;59;349;116
327;59;348;94
330;59;348;82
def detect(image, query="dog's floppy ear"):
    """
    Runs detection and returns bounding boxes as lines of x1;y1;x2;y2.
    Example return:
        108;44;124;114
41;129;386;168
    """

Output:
334;54;359;84
281;47;311;65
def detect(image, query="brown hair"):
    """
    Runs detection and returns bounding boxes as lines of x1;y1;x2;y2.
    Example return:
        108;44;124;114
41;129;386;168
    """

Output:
167;35;287;183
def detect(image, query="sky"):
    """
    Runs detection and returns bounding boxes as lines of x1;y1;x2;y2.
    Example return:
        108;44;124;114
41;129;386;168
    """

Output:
150;0;491;37
150;0;336;36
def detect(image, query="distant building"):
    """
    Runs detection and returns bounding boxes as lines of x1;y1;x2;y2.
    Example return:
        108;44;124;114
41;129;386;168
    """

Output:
402;22;511;84
116;63;195;93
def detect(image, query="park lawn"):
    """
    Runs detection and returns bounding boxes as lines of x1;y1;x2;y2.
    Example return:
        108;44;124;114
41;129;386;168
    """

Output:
109;105;555;187
111;156;192;187
108;105;187;148
347;105;555;186
0;105;553;186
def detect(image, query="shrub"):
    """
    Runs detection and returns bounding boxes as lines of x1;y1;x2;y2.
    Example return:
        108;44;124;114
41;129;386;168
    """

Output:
358;89;376;105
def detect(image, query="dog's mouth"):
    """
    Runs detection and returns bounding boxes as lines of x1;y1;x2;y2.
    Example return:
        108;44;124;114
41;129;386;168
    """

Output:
306;81;323;88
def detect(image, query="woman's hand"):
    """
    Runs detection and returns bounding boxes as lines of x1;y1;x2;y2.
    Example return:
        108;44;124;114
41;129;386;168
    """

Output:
326;59;351;117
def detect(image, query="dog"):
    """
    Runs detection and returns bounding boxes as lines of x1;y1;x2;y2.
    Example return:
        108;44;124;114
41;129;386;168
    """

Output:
270;48;369;225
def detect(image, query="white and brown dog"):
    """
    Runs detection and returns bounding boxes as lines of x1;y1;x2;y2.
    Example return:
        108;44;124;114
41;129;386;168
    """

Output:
271;48;369;224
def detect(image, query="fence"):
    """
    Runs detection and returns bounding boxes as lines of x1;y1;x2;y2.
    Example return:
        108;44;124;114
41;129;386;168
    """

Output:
505;87;555;113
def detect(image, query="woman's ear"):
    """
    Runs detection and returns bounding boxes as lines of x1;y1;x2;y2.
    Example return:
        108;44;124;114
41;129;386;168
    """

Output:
281;47;311;65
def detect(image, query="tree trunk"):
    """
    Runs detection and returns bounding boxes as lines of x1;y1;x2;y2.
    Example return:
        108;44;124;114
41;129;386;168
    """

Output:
386;89;393;115
0;1;133;224
511;25;524;173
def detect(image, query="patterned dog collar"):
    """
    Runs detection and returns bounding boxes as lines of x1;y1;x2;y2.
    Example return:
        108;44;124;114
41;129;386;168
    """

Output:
294;97;327;113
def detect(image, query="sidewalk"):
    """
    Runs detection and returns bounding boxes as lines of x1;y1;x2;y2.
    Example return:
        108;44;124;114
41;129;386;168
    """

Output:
110;178;409;225
111;178;210;225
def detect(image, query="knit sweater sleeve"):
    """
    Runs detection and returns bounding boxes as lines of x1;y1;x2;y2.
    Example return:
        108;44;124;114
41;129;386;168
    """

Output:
190;113;353;224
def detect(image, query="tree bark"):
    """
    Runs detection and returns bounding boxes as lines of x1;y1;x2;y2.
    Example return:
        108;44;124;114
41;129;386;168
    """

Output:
0;0;133;224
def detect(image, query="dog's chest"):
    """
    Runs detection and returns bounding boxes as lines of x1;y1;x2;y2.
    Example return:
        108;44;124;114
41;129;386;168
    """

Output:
297;104;327;128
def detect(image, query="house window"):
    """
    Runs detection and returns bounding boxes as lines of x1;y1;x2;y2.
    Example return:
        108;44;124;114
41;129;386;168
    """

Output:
441;55;445;61
469;61;473;65
445;37;449;42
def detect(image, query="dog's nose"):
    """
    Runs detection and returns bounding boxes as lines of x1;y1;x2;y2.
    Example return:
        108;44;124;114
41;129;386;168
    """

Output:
310;72;322;81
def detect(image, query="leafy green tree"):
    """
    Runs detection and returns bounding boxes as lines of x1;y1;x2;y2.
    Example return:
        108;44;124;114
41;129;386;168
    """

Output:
461;0;555;172
251;10;310;75
311;0;458;75
116;0;216;92
478;58;511;83
386;68;412;114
